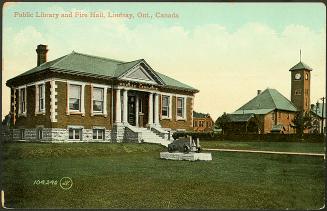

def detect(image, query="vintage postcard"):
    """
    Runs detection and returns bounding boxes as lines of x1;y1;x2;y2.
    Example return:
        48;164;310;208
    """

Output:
1;1;325;209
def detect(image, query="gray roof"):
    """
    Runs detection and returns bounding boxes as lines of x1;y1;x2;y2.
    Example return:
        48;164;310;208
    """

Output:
193;111;211;118
289;61;313;71
227;113;255;122
9;52;198;92
233;88;298;115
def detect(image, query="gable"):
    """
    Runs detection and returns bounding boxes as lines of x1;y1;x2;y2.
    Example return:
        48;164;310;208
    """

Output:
120;65;158;85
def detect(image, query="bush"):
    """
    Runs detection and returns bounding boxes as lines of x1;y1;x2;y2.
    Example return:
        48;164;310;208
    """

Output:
172;131;325;142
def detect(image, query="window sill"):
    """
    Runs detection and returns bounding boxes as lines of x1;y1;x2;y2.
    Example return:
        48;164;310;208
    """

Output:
176;118;187;121
161;116;171;120
91;113;107;117
67;111;85;116
35;111;46;115
18;113;27;117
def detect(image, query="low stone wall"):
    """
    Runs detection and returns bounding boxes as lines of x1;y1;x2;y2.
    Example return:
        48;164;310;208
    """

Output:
10;128;113;142
124;127;141;143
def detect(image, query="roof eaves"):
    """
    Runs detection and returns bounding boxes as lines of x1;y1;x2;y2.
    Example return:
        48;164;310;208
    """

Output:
164;85;199;93
50;67;114;80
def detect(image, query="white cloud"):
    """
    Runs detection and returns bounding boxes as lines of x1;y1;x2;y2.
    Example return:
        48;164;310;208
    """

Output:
2;20;325;120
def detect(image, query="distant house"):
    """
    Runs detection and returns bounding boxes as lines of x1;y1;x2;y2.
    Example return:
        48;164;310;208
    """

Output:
310;103;326;134
229;88;297;134
6;44;199;144
223;113;259;134
193;111;214;132
225;60;315;134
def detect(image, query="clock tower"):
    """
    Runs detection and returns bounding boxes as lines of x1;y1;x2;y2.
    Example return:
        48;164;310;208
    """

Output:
289;61;312;112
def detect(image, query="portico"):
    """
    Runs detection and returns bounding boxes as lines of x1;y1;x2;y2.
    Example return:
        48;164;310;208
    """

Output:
114;87;161;128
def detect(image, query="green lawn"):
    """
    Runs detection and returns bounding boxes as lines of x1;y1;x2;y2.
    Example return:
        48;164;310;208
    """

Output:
201;140;326;153
2;142;325;209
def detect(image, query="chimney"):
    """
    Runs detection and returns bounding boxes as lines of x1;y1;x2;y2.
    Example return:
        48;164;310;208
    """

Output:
36;44;48;66
257;90;262;95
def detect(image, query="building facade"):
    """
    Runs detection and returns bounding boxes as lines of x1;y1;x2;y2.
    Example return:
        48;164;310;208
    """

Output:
6;45;198;145
192;111;214;132
223;60;315;134
231;89;297;134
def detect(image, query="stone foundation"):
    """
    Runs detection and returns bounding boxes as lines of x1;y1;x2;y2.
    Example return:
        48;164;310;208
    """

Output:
11;128;112;142
111;124;125;143
9;125;168;144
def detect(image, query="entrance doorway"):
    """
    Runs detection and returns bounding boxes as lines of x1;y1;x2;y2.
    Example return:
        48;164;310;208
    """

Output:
128;96;136;126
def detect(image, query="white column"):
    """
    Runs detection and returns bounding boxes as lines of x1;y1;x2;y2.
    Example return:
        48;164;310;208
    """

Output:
115;89;121;123
154;93;160;126
135;95;139;127
148;92;153;126
123;89;128;124
81;84;85;116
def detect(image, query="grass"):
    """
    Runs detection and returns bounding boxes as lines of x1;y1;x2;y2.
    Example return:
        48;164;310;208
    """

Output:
200;140;326;153
2;142;325;209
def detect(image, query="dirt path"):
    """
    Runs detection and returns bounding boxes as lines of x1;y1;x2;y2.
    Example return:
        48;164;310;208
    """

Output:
203;148;325;159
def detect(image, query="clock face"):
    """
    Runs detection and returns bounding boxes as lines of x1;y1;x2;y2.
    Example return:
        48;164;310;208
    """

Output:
295;73;301;80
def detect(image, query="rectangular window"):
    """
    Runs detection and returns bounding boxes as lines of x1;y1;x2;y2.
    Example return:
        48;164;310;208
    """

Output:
69;85;81;111
93;87;104;113
295;89;302;95
139;98;143;113
20;129;25;140
37;128;43;140
39;84;45;112
177;97;185;118
68;128;82;140
93;129;104;140
162;95;170;117
20;88;26;113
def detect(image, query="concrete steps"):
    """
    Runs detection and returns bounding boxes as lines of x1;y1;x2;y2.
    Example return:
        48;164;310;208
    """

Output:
125;125;171;147
139;128;170;147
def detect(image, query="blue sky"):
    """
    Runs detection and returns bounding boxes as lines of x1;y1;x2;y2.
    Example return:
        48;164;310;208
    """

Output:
3;3;325;31
2;2;326;119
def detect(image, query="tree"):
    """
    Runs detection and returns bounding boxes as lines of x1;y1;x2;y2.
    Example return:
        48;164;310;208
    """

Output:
291;111;312;137
2;113;11;128
215;112;230;135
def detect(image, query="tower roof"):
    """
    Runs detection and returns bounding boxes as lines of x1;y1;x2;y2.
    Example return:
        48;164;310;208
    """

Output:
289;61;313;71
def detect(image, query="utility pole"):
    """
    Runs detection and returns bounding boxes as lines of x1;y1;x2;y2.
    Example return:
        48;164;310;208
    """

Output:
321;97;325;134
